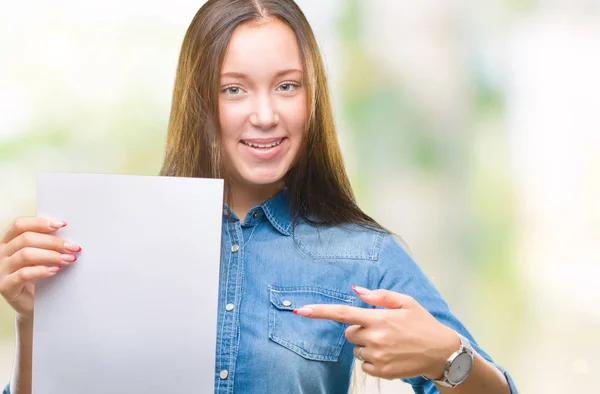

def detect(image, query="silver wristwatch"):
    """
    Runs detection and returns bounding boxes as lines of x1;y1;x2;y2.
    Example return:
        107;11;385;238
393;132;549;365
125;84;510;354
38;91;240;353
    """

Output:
423;333;475;388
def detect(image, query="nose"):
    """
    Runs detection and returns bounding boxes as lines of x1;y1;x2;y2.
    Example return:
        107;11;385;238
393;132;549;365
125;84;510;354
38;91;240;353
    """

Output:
249;92;279;129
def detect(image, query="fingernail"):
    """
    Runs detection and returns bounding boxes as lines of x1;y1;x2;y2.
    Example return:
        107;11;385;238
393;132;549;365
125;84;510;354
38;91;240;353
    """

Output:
293;307;313;317
61;254;77;263
352;286;372;296
64;242;82;253
48;266;61;273
49;221;67;230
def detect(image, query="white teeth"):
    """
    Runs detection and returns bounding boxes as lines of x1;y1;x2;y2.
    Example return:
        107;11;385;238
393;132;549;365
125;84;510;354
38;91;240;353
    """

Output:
242;139;282;149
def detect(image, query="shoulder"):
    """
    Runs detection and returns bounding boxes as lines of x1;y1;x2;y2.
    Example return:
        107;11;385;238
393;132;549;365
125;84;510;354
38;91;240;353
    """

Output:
380;232;413;261
291;220;410;263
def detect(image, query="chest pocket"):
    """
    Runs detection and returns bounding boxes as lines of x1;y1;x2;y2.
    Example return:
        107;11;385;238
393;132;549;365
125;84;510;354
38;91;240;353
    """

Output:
268;286;356;362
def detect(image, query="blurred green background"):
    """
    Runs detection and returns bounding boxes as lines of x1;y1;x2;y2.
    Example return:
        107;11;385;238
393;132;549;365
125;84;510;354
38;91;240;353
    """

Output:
1;1;599;392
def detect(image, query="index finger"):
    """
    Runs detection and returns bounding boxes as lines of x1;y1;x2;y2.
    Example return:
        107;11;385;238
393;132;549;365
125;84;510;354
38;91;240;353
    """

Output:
2;217;67;244
293;304;372;327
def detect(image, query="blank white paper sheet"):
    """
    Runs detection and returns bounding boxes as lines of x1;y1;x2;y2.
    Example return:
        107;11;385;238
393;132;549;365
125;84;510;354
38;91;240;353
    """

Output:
33;172;224;394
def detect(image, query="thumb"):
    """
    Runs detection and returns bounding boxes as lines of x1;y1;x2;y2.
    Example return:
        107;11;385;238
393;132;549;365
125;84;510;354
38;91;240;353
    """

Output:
352;286;415;309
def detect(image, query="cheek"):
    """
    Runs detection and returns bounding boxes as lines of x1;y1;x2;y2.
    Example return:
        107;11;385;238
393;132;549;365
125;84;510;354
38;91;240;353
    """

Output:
281;97;308;137
219;102;245;142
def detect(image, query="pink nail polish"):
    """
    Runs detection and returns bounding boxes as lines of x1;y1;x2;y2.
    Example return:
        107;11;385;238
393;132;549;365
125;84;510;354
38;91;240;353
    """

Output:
352;286;372;296
49;221;67;230
61;254;77;263
48;266;61;273
293;307;314;317
64;242;82;253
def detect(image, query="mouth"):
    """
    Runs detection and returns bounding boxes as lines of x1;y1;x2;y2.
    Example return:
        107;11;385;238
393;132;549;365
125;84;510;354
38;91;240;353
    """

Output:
239;137;287;160
241;138;284;149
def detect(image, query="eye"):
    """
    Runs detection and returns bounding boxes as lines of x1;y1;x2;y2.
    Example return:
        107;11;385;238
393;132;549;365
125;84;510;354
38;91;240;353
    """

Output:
276;82;300;92
222;85;244;95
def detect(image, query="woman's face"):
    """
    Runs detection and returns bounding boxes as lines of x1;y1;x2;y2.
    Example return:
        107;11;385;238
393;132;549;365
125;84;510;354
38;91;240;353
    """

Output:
218;17;307;190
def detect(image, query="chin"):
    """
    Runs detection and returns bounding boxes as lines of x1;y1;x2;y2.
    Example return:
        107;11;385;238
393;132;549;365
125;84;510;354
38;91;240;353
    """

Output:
245;174;285;187
238;166;288;188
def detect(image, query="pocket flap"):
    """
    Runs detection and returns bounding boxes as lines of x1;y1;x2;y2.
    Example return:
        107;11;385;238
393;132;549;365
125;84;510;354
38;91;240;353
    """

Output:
269;286;355;311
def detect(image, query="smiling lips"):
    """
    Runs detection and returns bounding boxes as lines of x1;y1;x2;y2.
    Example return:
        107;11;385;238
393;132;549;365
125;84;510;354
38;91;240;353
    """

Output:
241;138;284;149
240;137;286;159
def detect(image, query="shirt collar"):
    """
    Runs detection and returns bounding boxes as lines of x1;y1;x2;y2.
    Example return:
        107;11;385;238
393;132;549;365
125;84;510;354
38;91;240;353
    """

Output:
261;189;293;236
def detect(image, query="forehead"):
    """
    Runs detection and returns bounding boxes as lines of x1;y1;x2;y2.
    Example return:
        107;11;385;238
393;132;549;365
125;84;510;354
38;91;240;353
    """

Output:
221;17;303;74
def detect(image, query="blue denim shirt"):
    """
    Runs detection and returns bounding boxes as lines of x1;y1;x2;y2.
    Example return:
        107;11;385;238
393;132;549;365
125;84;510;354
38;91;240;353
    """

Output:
4;190;518;394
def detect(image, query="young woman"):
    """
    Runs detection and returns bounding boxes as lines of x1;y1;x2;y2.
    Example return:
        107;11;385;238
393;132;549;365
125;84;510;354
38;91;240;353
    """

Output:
0;0;519;393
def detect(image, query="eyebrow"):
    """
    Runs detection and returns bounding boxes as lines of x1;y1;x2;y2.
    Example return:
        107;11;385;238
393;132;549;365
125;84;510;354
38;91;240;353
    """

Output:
220;69;303;79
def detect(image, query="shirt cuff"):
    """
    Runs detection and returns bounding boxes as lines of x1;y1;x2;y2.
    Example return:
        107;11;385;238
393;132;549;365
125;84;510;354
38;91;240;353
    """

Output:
494;364;520;394
3;382;10;394
401;363;519;393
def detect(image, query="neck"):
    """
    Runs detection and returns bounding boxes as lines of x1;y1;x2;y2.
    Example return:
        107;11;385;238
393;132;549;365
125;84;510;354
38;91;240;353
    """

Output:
227;181;284;220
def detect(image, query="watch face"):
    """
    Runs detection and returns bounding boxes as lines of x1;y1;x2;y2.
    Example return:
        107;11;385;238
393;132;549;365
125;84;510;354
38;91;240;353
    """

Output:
448;352;473;384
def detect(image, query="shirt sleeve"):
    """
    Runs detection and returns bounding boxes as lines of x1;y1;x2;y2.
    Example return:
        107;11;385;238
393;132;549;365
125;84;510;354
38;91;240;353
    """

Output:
375;234;520;394
2;382;10;394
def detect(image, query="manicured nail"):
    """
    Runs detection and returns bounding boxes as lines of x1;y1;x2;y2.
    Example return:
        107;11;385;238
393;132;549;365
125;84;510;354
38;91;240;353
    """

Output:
61;254;77;263
293;307;314;317
64;242;82;253
352;286;372;296
48;266;61;273
49;221;67;230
